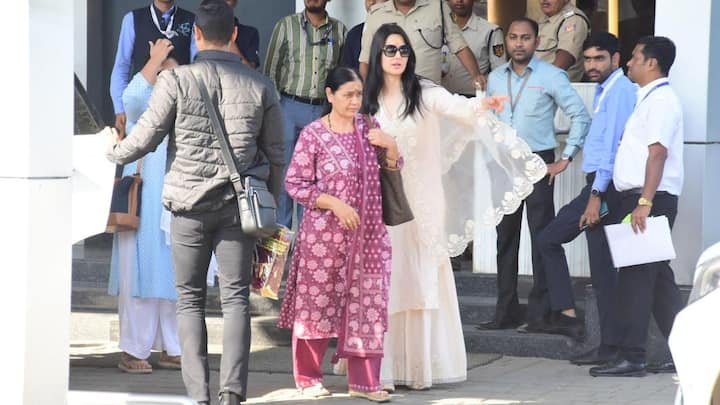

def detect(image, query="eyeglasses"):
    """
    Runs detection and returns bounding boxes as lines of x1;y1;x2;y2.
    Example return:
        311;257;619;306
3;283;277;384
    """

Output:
382;44;411;58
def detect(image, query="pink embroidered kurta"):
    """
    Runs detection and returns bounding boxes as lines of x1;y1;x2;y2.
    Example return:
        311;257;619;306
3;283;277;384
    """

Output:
278;114;392;359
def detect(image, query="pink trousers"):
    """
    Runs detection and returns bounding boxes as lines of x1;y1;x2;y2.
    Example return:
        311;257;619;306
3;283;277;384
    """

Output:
292;333;382;392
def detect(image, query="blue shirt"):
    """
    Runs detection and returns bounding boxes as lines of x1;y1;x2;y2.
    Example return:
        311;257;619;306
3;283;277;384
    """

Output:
487;57;590;157
109;6;197;114
581;69;637;192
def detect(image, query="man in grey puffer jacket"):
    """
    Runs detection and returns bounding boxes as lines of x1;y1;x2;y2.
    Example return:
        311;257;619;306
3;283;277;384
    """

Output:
106;1;284;404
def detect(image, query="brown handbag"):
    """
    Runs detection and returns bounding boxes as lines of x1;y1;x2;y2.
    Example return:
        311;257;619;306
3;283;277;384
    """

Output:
364;116;414;226
106;159;143;233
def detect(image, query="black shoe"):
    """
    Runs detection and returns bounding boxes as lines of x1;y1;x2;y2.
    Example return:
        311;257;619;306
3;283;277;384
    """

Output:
647;361;676;374
571;348;617;366
544;314;586;341
219;389;244;405
589;359;646;377
476;318;523;330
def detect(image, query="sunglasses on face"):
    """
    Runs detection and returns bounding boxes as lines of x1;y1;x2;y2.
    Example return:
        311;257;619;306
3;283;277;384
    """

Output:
382;44;411;58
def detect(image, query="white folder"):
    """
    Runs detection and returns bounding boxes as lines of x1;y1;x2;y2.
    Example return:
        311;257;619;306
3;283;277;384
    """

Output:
604;215;676;268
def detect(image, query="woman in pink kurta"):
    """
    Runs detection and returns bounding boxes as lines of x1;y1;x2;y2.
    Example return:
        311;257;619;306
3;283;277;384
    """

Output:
278;67;398;403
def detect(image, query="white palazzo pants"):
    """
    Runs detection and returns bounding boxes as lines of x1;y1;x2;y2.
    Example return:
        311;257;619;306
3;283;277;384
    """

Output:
117;231;181;359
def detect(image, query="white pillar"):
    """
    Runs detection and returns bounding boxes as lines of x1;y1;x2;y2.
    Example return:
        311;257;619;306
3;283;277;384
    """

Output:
74;0;87;87
1;1;74;403
655;0;720;284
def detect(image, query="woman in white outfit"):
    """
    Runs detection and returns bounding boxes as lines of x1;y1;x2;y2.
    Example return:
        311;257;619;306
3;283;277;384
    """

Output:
362;24;546;390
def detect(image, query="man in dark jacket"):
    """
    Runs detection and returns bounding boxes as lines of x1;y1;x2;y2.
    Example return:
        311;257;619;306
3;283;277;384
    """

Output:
106;1;284;404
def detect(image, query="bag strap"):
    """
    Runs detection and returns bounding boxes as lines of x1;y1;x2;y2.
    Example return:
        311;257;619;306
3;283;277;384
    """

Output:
440;0;446;46
135;158;144;175
364;114;389;167
189;67;245;194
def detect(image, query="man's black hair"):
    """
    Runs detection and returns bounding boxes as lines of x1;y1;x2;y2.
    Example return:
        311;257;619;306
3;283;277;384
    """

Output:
195;0;234;44
637;36;676;76
583;31;620;55
508;17;539;38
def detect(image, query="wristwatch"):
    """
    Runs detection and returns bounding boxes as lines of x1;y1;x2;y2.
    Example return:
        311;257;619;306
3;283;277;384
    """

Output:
638;197;653;207
561;153;573;162
590;188;601;198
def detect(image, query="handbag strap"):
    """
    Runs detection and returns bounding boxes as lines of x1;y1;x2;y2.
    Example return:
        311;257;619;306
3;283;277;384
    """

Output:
135;158;144;175
190;67;245;194
364;114;388;166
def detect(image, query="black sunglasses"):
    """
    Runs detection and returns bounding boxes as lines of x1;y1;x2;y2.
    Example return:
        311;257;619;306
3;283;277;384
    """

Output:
382;44;411;58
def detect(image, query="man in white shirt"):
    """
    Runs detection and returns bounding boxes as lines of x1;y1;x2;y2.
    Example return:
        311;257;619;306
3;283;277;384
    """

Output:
590;36;684;378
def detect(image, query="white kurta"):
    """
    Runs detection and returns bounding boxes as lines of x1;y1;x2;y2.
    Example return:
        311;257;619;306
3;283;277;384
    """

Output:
375;83;547;388
376;85;474;388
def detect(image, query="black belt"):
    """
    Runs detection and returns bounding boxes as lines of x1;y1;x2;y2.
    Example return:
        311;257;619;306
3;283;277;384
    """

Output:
619;188;672;197
281;92;325;106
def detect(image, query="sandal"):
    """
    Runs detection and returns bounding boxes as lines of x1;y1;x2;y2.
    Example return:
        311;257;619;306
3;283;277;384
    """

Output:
157;351;182;370
298;384;331;398
349;390;391;403
118;352;152;374
382;384;395;393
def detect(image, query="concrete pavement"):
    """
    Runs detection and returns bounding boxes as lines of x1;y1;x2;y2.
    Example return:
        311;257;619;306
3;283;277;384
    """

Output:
69;341;678;405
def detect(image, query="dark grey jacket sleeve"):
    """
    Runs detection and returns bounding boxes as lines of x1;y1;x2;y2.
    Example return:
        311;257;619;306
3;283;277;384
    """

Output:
258;85;286;201
106;70;178;164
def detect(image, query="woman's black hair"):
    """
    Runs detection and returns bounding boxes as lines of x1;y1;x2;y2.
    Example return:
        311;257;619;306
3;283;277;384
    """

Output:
361;23;423;119
323;66;362;115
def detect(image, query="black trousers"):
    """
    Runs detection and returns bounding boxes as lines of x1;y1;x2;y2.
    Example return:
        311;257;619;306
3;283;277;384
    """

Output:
494;150;556;324
171;202;256;402
539;177;619;349
611;192;683;363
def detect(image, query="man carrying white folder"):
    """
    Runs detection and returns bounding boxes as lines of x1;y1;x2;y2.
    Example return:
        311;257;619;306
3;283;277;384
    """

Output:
589;36;684;378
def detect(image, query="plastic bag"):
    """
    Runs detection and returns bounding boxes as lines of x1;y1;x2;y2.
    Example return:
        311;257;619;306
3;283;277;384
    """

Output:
252;226;295;299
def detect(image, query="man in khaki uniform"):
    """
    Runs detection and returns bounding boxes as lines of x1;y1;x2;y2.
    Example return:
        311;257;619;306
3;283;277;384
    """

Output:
359;0;486;89
536;0;590;82
442;0;506;96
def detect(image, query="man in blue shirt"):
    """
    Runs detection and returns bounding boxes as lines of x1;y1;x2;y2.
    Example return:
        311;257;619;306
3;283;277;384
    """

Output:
538;33;636;360
109;0;196;136
478;17;590;331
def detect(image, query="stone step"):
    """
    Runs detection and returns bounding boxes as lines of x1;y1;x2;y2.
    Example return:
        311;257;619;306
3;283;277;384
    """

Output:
456;296;588;325
71;285;282;317
453;271;592;299
462;325;591;360
72;312;292;347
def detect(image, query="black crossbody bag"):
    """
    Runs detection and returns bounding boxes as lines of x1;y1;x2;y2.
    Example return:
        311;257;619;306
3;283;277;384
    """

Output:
191;70;278;238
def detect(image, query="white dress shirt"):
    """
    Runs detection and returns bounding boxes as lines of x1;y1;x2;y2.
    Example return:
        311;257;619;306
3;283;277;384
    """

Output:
613;78;684;195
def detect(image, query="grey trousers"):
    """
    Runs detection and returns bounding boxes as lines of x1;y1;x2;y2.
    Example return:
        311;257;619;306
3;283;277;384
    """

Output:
170;202;256;402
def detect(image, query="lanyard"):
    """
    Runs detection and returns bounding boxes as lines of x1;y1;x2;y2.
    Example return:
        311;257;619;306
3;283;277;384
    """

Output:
593;70;623;114
150;5;177;39
507;69;532;114
636;81;669;108
301;12;333;46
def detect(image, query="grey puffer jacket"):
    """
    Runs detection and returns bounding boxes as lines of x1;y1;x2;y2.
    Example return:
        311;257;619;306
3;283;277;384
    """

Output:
107;51;285;213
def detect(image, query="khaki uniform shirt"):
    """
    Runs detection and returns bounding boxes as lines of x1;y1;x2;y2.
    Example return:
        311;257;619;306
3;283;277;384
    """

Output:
536;4;589;82
360;0;468;84
442;14;505;95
